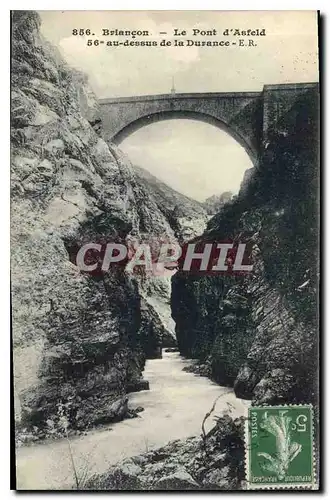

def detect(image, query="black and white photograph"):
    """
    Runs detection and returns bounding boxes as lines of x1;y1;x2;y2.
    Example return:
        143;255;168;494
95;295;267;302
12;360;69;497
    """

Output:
10;9;320;491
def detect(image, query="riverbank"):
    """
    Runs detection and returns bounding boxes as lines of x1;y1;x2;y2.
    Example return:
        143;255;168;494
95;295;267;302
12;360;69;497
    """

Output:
16;351;249;490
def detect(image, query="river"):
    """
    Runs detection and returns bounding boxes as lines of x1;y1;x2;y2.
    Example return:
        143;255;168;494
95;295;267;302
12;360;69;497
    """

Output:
16;351;249;490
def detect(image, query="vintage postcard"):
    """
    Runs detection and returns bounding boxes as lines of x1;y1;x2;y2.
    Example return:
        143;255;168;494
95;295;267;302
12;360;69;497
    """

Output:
11;10;320;490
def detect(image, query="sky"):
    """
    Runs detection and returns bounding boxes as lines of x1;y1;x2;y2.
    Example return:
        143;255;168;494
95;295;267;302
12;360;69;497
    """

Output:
120;120;252;200
38;11;319;200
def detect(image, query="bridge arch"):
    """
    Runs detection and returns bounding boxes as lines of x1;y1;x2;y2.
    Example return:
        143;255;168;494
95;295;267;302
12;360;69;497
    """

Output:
111;110;258;166
99;92;263;167
99;86;318;174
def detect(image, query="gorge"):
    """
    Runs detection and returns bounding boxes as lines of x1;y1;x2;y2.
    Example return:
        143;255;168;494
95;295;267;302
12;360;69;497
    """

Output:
11;10;319;491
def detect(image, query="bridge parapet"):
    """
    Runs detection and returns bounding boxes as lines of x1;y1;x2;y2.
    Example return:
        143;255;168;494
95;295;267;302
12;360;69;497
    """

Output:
99;91;262;105
99;83;319;165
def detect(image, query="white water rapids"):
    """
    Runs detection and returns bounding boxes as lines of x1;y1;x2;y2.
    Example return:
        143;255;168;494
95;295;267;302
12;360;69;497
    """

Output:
16;351;249;490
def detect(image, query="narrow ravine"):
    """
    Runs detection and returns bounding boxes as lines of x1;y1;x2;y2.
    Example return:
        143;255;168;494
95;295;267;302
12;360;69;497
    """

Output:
16;351;249;490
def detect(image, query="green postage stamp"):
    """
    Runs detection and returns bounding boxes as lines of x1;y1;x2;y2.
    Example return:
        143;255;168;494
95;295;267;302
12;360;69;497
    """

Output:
246;405;316;489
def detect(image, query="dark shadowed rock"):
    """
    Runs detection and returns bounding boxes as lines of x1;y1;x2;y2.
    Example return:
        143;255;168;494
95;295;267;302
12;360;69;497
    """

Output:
202;466;236;490
171;86;319;405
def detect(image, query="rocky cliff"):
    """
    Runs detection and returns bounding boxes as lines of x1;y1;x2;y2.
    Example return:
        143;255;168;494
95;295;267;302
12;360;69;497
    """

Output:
133;165;208;242
172;86;319;405
203;191;234;215
11;11;184;436
86;414;245;490
131;166;208;349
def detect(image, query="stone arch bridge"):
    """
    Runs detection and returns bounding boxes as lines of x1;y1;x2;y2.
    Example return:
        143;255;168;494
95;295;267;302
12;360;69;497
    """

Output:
99;83;318;165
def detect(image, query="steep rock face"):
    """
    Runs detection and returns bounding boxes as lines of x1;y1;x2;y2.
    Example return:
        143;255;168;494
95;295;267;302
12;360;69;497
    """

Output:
172;273;254;386
139;274;177;348
203;191;234;215
133;165;208;242
132;165;209;347
172;87;319;405
11;11;176;433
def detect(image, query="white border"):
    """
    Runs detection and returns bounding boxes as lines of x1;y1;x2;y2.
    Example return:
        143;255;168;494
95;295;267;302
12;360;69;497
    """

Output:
3;1;330;10
3;2;327;499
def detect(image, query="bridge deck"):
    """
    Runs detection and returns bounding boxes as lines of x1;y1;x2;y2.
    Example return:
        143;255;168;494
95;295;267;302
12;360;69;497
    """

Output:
99;91;262;105
98;83;318;105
